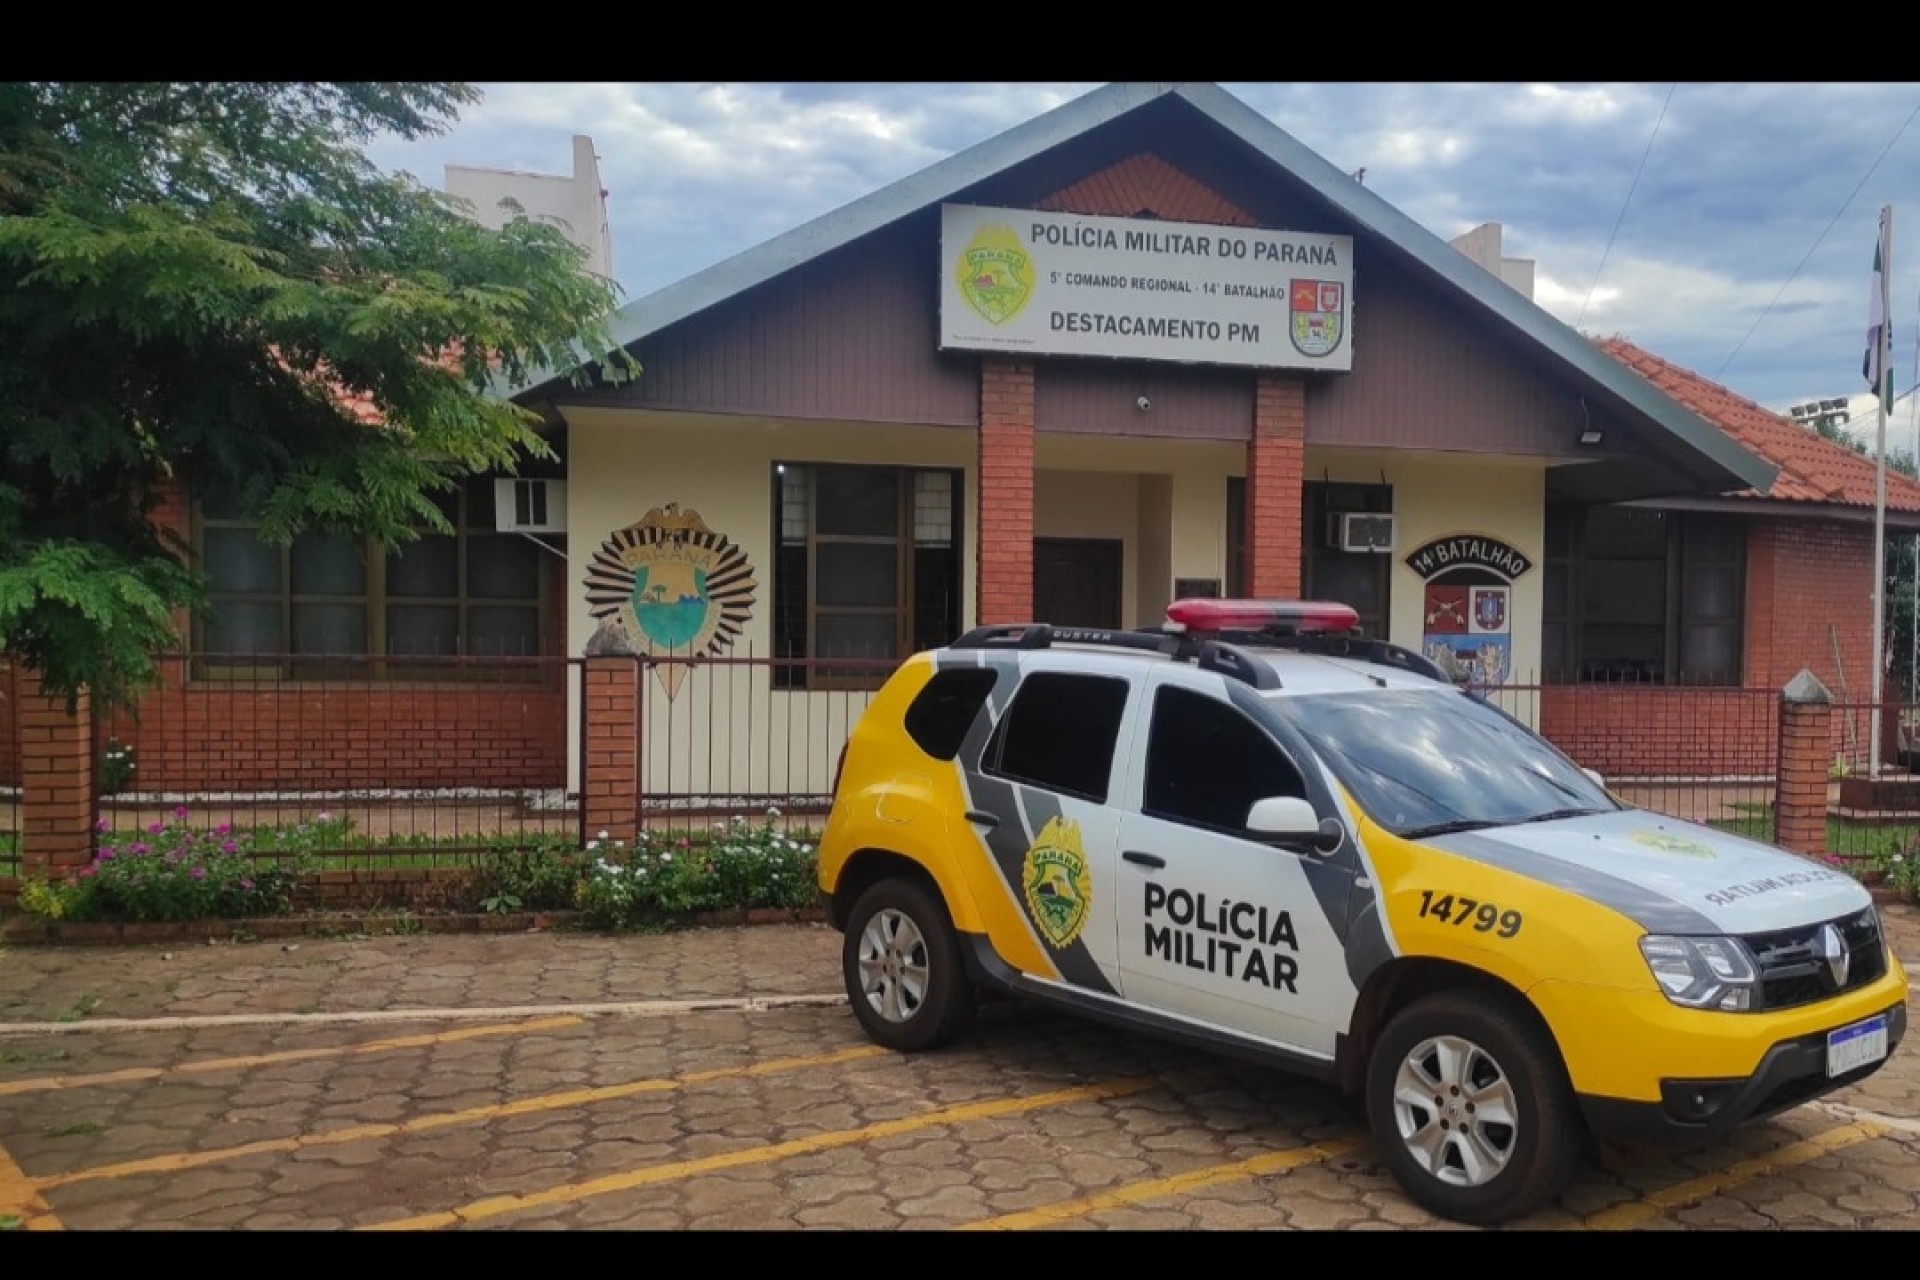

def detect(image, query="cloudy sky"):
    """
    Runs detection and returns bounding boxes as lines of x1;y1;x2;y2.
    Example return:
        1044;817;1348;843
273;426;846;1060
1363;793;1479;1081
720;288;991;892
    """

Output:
368;82;1920;450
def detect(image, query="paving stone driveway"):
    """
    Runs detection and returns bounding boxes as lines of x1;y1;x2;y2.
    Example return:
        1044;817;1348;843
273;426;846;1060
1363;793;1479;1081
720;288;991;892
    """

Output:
0;906;1916;1231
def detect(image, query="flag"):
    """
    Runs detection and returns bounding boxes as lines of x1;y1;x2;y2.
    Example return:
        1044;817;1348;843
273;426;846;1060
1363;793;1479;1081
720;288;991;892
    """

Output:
1866;210;1892;412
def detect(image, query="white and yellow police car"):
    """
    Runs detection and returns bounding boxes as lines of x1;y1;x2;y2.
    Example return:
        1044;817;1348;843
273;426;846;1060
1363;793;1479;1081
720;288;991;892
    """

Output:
815;599;1909;1225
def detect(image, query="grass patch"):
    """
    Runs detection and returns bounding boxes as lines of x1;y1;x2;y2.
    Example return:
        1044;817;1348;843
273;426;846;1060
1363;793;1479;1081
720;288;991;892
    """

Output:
42;1121;103;1139
1711;802;1919;862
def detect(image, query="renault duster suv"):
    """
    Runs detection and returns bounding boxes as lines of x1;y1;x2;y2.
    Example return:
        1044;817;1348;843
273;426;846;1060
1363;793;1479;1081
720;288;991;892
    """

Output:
815;599;1909;1225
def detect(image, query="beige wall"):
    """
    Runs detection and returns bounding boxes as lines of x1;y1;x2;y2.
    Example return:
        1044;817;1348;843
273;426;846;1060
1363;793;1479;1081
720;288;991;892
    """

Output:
1311;448;1548;712
553;413;1552;796
560;407;978;797
1036;435;1242;618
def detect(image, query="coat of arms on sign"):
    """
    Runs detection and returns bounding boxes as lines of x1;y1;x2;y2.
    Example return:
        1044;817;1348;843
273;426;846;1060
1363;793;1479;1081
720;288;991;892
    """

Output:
584;504;757;698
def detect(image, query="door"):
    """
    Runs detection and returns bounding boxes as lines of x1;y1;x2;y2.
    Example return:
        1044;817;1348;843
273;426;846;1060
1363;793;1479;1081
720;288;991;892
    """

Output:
1034;538;1122;629
958;667;1139;1000
1112;673;1363;1057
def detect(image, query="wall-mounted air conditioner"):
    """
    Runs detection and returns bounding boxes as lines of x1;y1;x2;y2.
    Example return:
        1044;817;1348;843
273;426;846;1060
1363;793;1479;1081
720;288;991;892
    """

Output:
494;479;568;533
1330;511;1394;553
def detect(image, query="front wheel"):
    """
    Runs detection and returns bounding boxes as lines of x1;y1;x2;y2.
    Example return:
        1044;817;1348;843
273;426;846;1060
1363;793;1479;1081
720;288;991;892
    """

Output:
1365;990;1585;1225
841;877;975;1052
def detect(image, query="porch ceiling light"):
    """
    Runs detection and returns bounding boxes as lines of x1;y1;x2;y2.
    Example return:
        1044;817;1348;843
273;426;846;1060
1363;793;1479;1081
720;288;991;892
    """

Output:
1578;427;1604;446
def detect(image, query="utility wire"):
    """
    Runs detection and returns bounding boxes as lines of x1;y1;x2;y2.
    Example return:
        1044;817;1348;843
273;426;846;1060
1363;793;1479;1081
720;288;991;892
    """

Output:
1716;95;1920;379
1577;84;1676;331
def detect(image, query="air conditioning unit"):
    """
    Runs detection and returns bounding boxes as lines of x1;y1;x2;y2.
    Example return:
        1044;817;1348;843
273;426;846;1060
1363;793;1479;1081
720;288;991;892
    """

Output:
1330;511;1394;553
494;478;568;533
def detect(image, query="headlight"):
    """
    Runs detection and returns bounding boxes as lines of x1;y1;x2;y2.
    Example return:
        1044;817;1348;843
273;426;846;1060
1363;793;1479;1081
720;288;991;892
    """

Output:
1638;935;1759;1011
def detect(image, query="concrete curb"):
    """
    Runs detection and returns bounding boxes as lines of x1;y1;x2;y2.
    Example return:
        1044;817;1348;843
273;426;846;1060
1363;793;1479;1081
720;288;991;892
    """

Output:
0;905;829;946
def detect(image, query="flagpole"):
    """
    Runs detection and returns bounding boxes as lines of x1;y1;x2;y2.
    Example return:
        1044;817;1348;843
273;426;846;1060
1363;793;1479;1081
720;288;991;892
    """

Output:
1872;205;1893;776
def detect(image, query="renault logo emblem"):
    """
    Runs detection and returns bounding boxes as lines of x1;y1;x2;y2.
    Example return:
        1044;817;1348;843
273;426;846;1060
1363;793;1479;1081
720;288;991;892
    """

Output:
1817;924;1851;989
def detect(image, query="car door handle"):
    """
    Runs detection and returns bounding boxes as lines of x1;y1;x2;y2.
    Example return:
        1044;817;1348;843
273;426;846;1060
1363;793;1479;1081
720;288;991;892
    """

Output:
1122;850;1166;869
965;809;999;828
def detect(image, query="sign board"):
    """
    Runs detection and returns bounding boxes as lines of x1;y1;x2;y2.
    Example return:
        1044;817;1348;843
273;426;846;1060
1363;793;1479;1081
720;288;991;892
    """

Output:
1405;534;1533;689
939;204;1354;372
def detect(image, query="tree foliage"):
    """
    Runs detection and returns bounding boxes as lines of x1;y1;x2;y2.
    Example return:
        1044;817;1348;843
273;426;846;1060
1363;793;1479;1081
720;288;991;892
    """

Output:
0;83;628;706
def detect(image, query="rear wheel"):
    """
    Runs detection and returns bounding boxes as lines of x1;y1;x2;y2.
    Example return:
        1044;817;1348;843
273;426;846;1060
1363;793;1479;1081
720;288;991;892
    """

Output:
1365;990;1584;1225
841;877;975;1052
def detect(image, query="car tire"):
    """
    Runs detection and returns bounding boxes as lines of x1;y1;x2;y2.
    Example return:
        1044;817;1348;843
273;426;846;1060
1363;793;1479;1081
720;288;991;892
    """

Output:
842;877;975;1052
1365;989;1584;1225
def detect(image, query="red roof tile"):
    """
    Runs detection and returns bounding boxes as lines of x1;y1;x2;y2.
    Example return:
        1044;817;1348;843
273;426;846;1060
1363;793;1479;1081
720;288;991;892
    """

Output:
1596;336;1920;513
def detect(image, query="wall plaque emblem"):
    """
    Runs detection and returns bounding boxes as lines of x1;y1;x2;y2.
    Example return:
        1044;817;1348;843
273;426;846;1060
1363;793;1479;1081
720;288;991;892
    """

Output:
585;503;756;698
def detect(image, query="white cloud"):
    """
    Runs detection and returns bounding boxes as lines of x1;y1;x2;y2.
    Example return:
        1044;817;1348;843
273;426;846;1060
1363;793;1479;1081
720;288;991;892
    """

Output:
1507;83;1630;125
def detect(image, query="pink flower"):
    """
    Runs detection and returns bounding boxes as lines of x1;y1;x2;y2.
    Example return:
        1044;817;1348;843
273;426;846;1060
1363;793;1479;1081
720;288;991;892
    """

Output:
78;866;97;879
173;805;189;820
220;840;238;854
97;849;116;862
190;867;206;881
215;823;231;836
147;822;164;835
95;818;110;834
240;878;255;891
677;838;690;849
129;842;150;855
317;811;334;823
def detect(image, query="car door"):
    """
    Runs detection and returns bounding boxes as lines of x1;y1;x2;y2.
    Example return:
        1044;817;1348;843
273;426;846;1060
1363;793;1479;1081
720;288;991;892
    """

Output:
956;662;1142;1002
1112;669;1363;1058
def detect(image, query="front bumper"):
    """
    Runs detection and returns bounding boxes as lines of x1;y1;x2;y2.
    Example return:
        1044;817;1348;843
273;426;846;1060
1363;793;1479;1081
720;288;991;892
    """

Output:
1578;999;1907;1150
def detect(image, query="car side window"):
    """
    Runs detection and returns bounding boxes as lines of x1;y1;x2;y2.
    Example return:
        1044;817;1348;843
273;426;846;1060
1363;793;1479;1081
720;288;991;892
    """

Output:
985;672;1130;802
1144;685;1307;834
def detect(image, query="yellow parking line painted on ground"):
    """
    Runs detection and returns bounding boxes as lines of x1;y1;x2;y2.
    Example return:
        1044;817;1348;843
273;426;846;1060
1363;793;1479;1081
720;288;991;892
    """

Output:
1569;1121;1888;1230
0;1135;61;1232
0;1015;584;1098
32;1043;891;1192
958;1134;1368;1230
358;1076;1161;1231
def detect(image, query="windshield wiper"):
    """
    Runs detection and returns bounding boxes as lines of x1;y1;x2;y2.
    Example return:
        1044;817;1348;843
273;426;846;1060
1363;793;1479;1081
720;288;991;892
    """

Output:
1512;807;1609;825
1401;819;1503;839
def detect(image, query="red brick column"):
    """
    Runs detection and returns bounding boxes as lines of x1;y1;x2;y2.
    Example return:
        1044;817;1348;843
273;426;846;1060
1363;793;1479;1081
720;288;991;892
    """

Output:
1246;373;1306;598
1774;669;1834;857
17;668;95;876
978;357;1035;625
581;623;640;846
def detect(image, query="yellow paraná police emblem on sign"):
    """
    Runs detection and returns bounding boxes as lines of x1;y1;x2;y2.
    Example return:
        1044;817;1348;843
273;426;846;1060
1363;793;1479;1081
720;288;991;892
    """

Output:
1022;815;1092;950
956;224;1033;326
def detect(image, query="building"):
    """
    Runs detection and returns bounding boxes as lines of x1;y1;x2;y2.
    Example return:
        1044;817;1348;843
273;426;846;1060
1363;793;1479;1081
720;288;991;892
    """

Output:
11;81;1919;822
444;134;614;282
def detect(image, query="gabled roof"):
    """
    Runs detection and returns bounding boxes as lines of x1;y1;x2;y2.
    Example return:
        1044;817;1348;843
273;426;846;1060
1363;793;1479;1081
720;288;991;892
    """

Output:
512;82;1775;497
1598;336;1920;515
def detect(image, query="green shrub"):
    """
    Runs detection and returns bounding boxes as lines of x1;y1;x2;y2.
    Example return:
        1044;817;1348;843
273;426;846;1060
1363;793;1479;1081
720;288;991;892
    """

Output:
576;813;818;930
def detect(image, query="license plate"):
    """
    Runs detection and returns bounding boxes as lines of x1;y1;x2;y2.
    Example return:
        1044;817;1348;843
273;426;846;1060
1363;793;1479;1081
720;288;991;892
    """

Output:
1826;1014;1890;1078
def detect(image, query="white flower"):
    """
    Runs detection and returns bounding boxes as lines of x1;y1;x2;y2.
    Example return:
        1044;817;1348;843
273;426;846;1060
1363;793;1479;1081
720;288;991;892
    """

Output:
767;806;782;818
662;852;673;863
587;840;600;851
597;829;609;840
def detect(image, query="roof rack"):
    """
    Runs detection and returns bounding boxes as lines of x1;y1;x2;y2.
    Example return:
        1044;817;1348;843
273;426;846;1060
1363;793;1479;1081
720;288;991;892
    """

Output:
947;623;1283;690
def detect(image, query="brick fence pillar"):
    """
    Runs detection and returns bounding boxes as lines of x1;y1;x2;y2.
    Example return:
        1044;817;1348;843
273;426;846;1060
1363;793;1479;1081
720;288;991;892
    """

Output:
18;667;95;876
978;356;1035;625
581;622;640;847
1246;373;1305;597
1775;668;1834;857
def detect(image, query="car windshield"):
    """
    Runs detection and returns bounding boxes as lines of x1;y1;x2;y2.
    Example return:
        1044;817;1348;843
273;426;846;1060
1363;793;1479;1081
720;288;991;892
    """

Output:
1273;688;1619;839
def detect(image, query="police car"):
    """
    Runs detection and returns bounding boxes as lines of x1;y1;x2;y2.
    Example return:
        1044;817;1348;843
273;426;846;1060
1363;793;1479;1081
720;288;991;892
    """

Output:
814;599;1909;1225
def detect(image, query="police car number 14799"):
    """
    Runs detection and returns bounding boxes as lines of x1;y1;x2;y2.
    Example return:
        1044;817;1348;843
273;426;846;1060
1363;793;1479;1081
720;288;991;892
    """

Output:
1416;890;1523;938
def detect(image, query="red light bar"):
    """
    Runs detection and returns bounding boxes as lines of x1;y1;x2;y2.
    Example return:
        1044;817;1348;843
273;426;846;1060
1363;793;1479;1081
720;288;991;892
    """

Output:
1165;598;1359;635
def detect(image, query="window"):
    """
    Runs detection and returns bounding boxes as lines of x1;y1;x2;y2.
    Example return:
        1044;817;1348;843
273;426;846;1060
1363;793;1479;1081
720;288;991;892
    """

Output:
1304;482;1392;636
984;673;1130;802
772;463;963;688
195;474;551;679
1145;686;1306;833
1543;503;1745;684
903;668;999;761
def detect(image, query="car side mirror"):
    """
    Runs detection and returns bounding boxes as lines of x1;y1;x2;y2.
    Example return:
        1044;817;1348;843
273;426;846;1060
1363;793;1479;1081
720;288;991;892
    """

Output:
1582;767;1607;791
1246;796;1344;857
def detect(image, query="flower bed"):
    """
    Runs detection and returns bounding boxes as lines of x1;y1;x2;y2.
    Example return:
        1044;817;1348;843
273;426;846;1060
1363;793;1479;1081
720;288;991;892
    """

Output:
8;808;826;934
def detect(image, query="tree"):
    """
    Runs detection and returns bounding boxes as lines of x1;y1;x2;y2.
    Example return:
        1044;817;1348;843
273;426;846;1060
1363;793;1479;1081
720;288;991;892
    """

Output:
0;83;630;706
